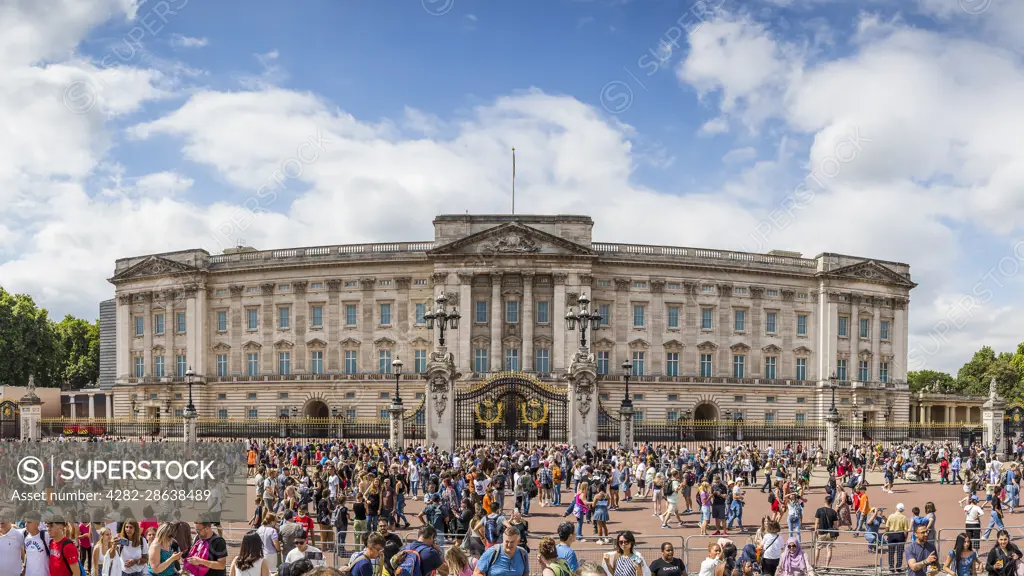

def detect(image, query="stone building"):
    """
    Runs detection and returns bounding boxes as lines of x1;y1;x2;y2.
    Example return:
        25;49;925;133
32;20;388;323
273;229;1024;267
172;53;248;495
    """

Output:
107;214;922;427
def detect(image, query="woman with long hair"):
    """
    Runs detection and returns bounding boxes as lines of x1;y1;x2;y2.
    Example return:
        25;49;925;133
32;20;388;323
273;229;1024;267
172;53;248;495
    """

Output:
256;512;281;574
775;539;811;576
698;482;713;536
445;545;474;576
942;533;978;576
592;486;611;545
715;543;738;576
93;527;121;576
568;481;592;542
230;531;269;576
145;524;181;576
602;531;648;576
984;529;1021;576
118;522;148;576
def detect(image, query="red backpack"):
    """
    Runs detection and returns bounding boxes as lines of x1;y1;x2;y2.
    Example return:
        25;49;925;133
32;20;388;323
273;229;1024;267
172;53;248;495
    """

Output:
185;538;211;576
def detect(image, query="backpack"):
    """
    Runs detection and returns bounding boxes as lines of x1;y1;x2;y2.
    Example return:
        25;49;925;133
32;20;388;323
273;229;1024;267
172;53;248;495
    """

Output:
185;536;211;576
339;553;369;576
548;559;572;576
49;537;85;576
332;507;347;530
396;546;438;576
485;514;501;543
768;491;776;504
663;480;674;497
482;547;527;576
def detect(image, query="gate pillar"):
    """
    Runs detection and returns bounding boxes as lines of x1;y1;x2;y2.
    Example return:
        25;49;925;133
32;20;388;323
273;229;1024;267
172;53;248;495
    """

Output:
425;347;460;453
18;375;42;441
566;349;599;448
983;377;1006;454
619;405;635;451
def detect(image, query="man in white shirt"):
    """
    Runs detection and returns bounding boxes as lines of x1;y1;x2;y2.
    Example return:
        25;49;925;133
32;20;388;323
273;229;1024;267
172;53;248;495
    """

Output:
284;530;325;567
0;521;25;576
23;520;49;576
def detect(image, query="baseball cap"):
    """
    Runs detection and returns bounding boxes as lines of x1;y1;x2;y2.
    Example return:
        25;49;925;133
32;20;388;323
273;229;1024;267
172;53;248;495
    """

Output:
971;495;979;501
896;503;905;511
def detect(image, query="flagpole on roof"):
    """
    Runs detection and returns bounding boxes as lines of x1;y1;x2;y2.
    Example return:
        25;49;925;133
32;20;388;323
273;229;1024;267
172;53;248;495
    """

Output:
511;147;516;215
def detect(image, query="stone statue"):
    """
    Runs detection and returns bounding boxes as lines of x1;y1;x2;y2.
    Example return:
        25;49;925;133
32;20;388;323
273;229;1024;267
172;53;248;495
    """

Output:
27;374;36;395
990;376;998;400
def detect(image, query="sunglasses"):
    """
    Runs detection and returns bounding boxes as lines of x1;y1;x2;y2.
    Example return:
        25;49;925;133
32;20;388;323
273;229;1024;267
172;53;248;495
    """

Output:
618;540;630;544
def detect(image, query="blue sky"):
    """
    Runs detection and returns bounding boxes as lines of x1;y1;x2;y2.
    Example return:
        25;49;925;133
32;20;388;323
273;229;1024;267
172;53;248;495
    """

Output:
1;0;1023;375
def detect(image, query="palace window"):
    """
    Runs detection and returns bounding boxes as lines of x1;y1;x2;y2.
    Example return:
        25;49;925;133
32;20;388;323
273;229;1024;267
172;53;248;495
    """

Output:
536;349;550;373
279;307;290;329
765;356;777;379
734;395;745;402
733;355;745;378
176;312;186;333
247;353;259;376
838;316;849;337
504;348;519;371
860;318;870;338
217;311;227;332
766;289;778;297
135;316;144;336
668;411;678;421
701;308;714;330
279;284;290;291
506;301;519;324
217;355;227;377
668;394;678;402
134;357;144;378
248;407;259;419
797;314;807;336
597;351;609;375
415;349;427;373
345;351;358;374
345;304;358;326
734;287;747;295
218;409;228;420
176;355;187;377
797;397;806;404
154;356;165;377
414;279;427;286
765;411;776;423
795;412;806;425
702;285;715;294
881;320;890;340
311;351;323;374
380;303;392;326
599;304;610;326
475;301;488;323
766;312;777;334
536;301;550;324
279;352;291;375
247;309;258;331
154;314;164;335
700;354;713;377
667;282;680;290
311;305;324;328
836;359;848;381
415;303;426;325
880;362;889;383
379;349;392;373
667;306;679;329
734;310;745;331
311;282;324;289
666;352;679;376
766;395;777;403
598;280;610;287
858;360;869;382
633;305;645;327
796;358;807;381
635;281;647;289
345;281;357;287
474;348;489;373
631;351;645;376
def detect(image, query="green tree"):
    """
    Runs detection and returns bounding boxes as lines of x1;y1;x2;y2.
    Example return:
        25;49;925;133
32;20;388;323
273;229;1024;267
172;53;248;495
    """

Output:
54;315;100;389
907;369;957;393
956;346;998;396
0;287;60;387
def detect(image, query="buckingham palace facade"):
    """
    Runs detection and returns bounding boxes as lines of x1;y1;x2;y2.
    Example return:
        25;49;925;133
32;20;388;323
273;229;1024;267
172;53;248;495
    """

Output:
107;214;917;427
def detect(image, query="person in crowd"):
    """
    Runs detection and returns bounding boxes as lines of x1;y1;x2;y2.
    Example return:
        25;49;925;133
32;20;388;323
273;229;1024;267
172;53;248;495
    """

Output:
698;543;723;576
984;529;1021;576
536;537;571;576
229;531;269;576
473;526;529;576
602;531;646;576
648;543;685;576
942;533;979;576
185;522;228;576
775;539;811;576
555;522;578;573
118;521;148;576
904;523;938;576
48;521;83;576
884;503;910;573
144;524;180;576
256;513;281;573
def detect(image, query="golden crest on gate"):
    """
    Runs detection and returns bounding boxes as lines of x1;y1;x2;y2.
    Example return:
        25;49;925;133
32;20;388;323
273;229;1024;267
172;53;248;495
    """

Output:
520;398;549;426
476;399;503;426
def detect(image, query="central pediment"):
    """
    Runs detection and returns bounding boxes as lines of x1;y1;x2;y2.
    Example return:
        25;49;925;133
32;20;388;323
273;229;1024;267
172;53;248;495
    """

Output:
428;222;595;258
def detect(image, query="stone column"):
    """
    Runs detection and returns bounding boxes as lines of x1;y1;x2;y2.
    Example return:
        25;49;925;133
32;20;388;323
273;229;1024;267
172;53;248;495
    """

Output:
455;273;473;375
553;273;569;372
88;394;96;418
871;300;881;381
185;285;203;376
327;280;342;372
360;278;376;373
983;377;1006;453
70;396;77;418
566;349;599;448
650;280;666;373
425;347;460;452
388;402;405;448
142;293;153;375
523;273;535;372
19;377;42;441
750;287;764;377
825;410;841;454
293;281;309;372
261;283;276;373
490;273;503;371
106;394;113;420
893;298;909;382
183;409;198;444
230;285;245;373
850;295;860;362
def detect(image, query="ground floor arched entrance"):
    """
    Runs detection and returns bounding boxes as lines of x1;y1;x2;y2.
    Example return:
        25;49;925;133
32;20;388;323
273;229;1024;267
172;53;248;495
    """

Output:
304;400;329;419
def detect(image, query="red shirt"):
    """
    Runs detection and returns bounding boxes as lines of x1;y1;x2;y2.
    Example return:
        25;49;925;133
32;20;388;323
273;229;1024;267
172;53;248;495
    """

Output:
297;514;314;535
49;538;79;576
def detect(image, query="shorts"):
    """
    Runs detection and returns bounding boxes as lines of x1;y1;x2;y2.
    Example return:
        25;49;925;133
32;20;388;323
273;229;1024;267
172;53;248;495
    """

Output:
701;506;712;522
817;533;836;543
712;505;727;520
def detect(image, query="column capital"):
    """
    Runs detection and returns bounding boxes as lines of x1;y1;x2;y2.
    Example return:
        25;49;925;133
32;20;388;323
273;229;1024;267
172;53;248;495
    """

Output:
118;294;133;305
395;277;412;290
292;280;308;295
749;286;765;299
229;285;245;297
457;272;474;285
360;277;377;291
578;274;593;287
326;279;343;292
650;279;666;294
260;283;275;296
553;272;568;285
432;272;450;286
490;271;505;283
613;277;630;291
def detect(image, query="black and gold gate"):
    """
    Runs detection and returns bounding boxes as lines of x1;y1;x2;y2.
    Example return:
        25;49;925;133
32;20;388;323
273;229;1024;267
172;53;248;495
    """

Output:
0;401;20;439
1005;405;1024;448
455;372;568;445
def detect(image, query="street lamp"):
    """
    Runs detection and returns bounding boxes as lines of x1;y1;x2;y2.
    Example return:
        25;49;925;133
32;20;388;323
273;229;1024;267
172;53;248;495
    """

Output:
565;293;602;350
423;292;461;348
185;366;196;415
391;357;404;405
621;360;633;408
290;406;299;419
828;371;839;418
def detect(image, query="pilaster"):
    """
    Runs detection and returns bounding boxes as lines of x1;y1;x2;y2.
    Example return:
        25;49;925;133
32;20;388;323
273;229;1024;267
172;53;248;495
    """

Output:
229;285;244;374
389;402;406;448
293;280;309;373
553;273;569;372
327;280;342;371
456;273;472;375
523;273;535;371
490;273;503;371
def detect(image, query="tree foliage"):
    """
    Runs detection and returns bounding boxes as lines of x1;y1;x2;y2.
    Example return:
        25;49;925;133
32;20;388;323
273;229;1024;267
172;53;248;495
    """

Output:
0;287;99;388
910;343;1024;402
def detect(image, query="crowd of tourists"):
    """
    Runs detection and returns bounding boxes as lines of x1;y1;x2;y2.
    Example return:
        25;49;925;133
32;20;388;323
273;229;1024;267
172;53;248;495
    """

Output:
5;436;1024;576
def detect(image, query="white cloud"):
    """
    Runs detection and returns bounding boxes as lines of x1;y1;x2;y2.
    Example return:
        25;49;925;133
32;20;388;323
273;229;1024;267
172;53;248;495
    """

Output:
722;146;757;165
171;34;208;48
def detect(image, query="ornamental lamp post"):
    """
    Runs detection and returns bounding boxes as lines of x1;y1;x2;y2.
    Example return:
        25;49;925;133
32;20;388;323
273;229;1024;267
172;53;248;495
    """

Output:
565;293;602;350
423;292;461;348
621;360;633;408
391;357;404;405
185;366;197;415
829;371;840;418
